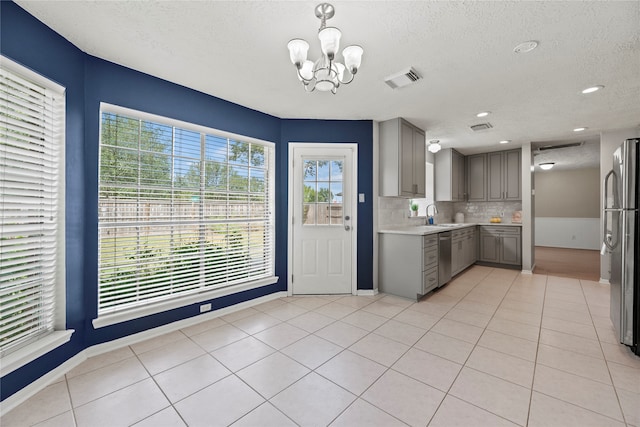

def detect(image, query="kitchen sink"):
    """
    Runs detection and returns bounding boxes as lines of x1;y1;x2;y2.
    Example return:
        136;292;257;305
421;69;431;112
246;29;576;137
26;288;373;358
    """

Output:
434;223;460;227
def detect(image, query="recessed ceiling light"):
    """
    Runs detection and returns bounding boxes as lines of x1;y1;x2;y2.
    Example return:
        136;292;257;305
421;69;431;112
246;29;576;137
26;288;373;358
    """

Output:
499;140;511;144
513;40;538;54
539;162;555;170
573;127;587;132
582;85;604;94
476;111;490;118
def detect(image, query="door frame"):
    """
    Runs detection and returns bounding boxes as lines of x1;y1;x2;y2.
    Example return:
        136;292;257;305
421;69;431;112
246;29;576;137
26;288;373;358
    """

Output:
287;142;358;296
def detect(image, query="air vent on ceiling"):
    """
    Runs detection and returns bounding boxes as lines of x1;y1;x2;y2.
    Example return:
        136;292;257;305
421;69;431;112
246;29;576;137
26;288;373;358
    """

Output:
537;142;584;151
470;123;493;132
384;67;421;89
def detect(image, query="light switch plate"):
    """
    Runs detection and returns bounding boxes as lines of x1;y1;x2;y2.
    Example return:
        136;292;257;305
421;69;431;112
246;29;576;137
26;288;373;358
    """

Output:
358;193;365;203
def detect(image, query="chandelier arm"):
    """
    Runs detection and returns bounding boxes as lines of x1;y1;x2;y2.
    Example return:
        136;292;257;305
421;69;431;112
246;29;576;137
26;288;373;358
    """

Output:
295;66;312;85
337;72;356;85
303;80;316;93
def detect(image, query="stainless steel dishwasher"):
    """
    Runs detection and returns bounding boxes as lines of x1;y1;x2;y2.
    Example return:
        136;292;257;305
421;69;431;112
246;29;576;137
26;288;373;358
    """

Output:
438;232;452;287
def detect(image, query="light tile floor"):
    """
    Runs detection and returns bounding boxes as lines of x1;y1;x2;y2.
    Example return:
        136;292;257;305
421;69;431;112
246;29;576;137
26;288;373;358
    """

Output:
3;266;640;426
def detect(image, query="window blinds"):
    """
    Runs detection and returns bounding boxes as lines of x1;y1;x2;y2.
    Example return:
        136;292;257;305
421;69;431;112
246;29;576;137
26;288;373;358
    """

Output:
0;65;64;356
98;109;275;316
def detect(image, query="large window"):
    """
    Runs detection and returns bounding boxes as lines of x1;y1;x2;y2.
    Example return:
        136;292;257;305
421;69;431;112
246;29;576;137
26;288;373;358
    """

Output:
0;57;67;363
97;105;275;322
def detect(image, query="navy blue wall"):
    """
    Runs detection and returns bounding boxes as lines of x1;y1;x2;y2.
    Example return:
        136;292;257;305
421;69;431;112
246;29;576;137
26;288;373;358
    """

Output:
0;0;89;403
0;1;373;401
280;120;374;291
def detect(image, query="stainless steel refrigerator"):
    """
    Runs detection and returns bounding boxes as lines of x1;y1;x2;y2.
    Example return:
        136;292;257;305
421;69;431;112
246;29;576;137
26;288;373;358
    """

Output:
603;138;640;356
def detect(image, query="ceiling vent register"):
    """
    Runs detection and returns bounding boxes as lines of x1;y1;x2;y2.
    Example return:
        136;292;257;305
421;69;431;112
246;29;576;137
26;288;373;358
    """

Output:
384;67;421;89
470;123;493;132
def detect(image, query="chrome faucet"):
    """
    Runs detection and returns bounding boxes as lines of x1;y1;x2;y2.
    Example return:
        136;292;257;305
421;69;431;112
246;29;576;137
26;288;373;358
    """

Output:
426;203;438;217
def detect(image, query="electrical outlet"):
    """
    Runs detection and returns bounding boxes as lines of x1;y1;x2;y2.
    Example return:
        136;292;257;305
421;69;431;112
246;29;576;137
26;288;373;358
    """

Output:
359;193;365;203
200;303;212;313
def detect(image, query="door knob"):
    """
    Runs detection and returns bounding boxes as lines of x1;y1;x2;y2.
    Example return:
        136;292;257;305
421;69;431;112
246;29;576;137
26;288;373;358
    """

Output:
345;216;350;221
345;225;351;231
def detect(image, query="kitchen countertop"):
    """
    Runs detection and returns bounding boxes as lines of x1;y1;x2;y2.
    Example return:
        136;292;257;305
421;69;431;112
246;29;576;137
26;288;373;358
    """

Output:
379;222;522;235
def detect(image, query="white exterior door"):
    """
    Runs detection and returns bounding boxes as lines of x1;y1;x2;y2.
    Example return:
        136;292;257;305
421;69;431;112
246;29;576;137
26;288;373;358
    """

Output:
289;144;357;294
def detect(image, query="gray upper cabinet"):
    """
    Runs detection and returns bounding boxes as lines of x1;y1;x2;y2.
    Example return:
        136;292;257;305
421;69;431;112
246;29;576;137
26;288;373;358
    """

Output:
466;154;487;201
379;118;426;198
435;148;465;201
487;149;521;201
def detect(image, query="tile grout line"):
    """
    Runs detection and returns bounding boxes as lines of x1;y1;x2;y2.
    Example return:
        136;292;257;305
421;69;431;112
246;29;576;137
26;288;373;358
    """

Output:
423;268;530;426
64;375;79;427
525;273;549;427
578;278;630;426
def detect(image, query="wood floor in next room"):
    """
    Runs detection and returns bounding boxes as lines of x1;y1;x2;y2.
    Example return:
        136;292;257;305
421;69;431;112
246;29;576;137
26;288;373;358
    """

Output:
2;266;639;426
534;246;601;282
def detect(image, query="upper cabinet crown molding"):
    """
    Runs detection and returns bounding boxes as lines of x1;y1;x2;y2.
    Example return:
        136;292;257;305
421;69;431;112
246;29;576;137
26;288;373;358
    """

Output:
379;118;426;198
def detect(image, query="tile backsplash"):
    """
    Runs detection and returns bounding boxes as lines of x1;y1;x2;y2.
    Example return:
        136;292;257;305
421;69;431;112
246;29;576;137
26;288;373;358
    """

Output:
453;201;522;223
378;197;452;227
378;197;522;227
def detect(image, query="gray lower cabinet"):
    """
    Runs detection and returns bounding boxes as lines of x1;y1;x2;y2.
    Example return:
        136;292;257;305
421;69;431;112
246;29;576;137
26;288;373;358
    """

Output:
478;226;521;266
379;233;439;301
451;227;477;276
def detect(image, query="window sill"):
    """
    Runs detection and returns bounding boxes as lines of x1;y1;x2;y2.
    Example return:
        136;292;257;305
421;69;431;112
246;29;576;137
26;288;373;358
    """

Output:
1;330;75;377
93;276;279;329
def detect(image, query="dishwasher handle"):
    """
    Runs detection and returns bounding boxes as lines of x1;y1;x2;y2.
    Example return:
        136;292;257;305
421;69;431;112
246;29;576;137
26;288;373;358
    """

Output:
438;232;452;287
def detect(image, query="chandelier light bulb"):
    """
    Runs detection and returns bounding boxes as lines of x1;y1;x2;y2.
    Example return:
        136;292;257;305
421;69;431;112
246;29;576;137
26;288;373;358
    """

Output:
343;45;363;73
318;27;342;59
287;39;309;66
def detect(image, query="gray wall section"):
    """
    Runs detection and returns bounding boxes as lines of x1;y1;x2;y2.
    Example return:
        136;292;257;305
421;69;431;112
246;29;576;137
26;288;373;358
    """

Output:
535;168;600;218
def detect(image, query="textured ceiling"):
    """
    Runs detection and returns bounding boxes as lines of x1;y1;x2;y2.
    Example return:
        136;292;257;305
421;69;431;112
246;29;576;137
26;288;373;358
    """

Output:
533;135;600;171
14;0;640;156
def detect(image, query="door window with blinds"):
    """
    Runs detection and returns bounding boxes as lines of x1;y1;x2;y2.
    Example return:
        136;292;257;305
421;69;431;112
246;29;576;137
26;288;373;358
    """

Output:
0;58;66;358
98;105;275;318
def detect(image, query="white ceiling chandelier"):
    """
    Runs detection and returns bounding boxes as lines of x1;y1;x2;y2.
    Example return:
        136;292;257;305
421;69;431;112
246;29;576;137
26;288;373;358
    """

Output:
287;3;364;94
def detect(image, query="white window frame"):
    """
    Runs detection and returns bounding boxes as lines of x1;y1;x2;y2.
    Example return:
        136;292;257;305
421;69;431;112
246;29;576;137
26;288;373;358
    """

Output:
0;56;72;377
94;103;277;328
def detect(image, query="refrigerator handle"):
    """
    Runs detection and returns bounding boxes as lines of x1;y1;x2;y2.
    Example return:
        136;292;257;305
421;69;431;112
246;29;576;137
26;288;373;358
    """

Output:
603;169;618;209
603;211;619;251
603;169;619;251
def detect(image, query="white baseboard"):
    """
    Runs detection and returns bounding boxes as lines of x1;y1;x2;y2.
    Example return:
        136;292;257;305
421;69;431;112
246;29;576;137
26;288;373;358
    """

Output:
0;291;286;416
599;278;610;285
357;289;379;296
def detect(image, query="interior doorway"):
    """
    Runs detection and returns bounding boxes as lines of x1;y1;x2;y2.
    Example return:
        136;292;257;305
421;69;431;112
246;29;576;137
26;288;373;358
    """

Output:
533;246;600;281
532;139;601;280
